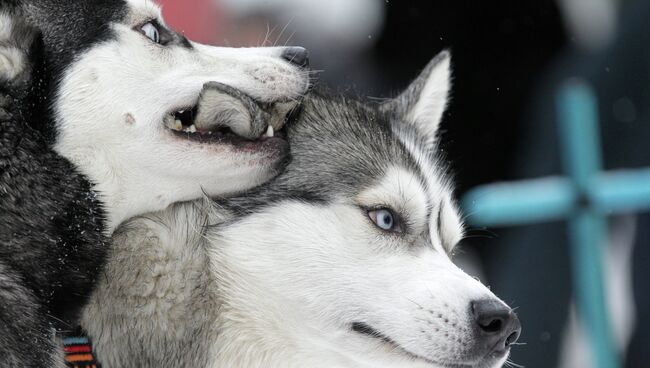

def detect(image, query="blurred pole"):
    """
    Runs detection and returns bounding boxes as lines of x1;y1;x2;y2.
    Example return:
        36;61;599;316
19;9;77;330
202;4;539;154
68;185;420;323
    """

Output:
556;81;618;368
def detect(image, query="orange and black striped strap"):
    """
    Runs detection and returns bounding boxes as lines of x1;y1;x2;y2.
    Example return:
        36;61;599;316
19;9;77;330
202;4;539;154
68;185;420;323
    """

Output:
62;332;100;368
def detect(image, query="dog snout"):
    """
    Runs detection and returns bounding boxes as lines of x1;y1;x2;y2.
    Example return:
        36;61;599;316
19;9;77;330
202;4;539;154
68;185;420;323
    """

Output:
471;299;521;356
281;47;310;69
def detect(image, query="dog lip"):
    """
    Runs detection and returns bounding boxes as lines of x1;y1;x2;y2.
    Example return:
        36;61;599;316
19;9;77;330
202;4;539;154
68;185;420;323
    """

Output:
351;322;438;366
163;107;290;147
163;104;286;141
164;102;296;140
351;322;503;368
167;127;289;154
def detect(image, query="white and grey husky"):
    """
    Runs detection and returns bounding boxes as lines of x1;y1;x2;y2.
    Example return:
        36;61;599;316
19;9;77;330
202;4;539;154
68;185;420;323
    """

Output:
84;51;521;368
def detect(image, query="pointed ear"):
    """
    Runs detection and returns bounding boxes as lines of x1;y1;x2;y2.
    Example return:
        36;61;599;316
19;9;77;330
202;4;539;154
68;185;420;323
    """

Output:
382;50;451;144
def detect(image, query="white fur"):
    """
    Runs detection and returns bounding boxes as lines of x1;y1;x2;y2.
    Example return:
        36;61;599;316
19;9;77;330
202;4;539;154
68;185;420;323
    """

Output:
405;53;451;145
205;167;506;367
0;13;26;81
398;141;463;253
52;1;309;231
0;46;23;81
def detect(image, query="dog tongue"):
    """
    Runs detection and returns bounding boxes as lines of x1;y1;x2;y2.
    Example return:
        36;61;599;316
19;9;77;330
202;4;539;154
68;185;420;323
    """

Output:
193;82;269;139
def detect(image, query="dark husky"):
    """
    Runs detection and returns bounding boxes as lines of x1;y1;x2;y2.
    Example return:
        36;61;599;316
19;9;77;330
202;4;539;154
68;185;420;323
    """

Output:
0;0;309;366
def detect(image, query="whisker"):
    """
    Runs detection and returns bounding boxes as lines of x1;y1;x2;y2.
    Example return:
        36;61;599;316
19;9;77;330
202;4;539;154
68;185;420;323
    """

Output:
464;227;498;238
367;96;392;104
504;359;525;368
261;22;271;46
274;16;295;47
461;234;496;240
44;313;72;329
405;297;424;309
283;30;297;47
267;22;281;42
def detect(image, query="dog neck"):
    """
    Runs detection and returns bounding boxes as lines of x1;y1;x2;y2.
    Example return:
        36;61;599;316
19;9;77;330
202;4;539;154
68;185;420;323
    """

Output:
97;173;177;233
54;145;178;233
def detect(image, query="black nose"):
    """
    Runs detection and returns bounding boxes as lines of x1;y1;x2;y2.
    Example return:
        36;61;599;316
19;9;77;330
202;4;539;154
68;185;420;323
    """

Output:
472;300;521;354
281;47;309;69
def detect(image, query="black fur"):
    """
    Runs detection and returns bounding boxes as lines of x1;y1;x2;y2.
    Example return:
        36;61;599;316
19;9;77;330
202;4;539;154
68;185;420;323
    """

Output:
19;0;127;142
0;7;110;368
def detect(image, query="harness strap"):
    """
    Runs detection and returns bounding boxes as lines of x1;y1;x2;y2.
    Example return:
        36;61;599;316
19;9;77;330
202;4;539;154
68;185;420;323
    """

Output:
62;329;100;368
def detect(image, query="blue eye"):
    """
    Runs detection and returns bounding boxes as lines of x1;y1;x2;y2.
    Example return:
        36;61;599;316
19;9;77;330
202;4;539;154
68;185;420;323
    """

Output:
140;22;160;43
368;208;401;232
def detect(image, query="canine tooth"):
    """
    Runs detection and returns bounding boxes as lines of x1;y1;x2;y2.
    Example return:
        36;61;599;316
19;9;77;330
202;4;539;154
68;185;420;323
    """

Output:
265;125;274;138
174;120;183;131
188;124;197;133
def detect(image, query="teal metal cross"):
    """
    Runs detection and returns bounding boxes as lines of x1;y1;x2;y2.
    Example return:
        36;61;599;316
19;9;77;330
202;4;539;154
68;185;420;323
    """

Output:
461;80;650;368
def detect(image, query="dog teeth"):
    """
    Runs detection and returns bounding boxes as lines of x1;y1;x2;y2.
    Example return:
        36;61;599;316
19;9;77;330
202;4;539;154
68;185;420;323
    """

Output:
166;114;202;133
265;125;274;138
164;115;185;131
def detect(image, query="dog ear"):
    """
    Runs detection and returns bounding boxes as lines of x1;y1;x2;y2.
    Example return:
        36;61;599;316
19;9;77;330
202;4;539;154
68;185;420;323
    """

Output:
382;50;451;144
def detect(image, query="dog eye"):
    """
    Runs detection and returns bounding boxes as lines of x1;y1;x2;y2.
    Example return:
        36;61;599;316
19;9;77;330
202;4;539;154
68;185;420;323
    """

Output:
140;22;160;43
368;208;402;233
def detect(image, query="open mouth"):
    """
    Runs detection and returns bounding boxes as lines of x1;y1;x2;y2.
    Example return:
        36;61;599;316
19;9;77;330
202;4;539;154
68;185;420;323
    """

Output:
163;106;283;141
162;82;298;146
163;104;291;144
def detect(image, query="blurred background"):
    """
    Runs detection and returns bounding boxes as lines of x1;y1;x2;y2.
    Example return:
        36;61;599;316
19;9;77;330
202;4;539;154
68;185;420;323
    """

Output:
157;0;649;366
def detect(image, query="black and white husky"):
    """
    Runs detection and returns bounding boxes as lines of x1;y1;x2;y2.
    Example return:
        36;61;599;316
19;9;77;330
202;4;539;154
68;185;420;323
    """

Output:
0;0;309;366
84;52;522;368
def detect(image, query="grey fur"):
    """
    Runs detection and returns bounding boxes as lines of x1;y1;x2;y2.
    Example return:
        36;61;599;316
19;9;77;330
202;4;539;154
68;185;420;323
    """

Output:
82;202;217;368
82;68;450;367
195;82;271;139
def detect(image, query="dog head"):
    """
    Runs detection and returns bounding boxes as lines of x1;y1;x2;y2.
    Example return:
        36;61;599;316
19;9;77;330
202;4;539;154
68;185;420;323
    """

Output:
18;0;310;229
210;52;520;367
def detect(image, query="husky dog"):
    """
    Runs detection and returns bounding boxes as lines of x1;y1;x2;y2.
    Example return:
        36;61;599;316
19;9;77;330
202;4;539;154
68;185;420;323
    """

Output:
0;0;309;366
84;51;521;368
